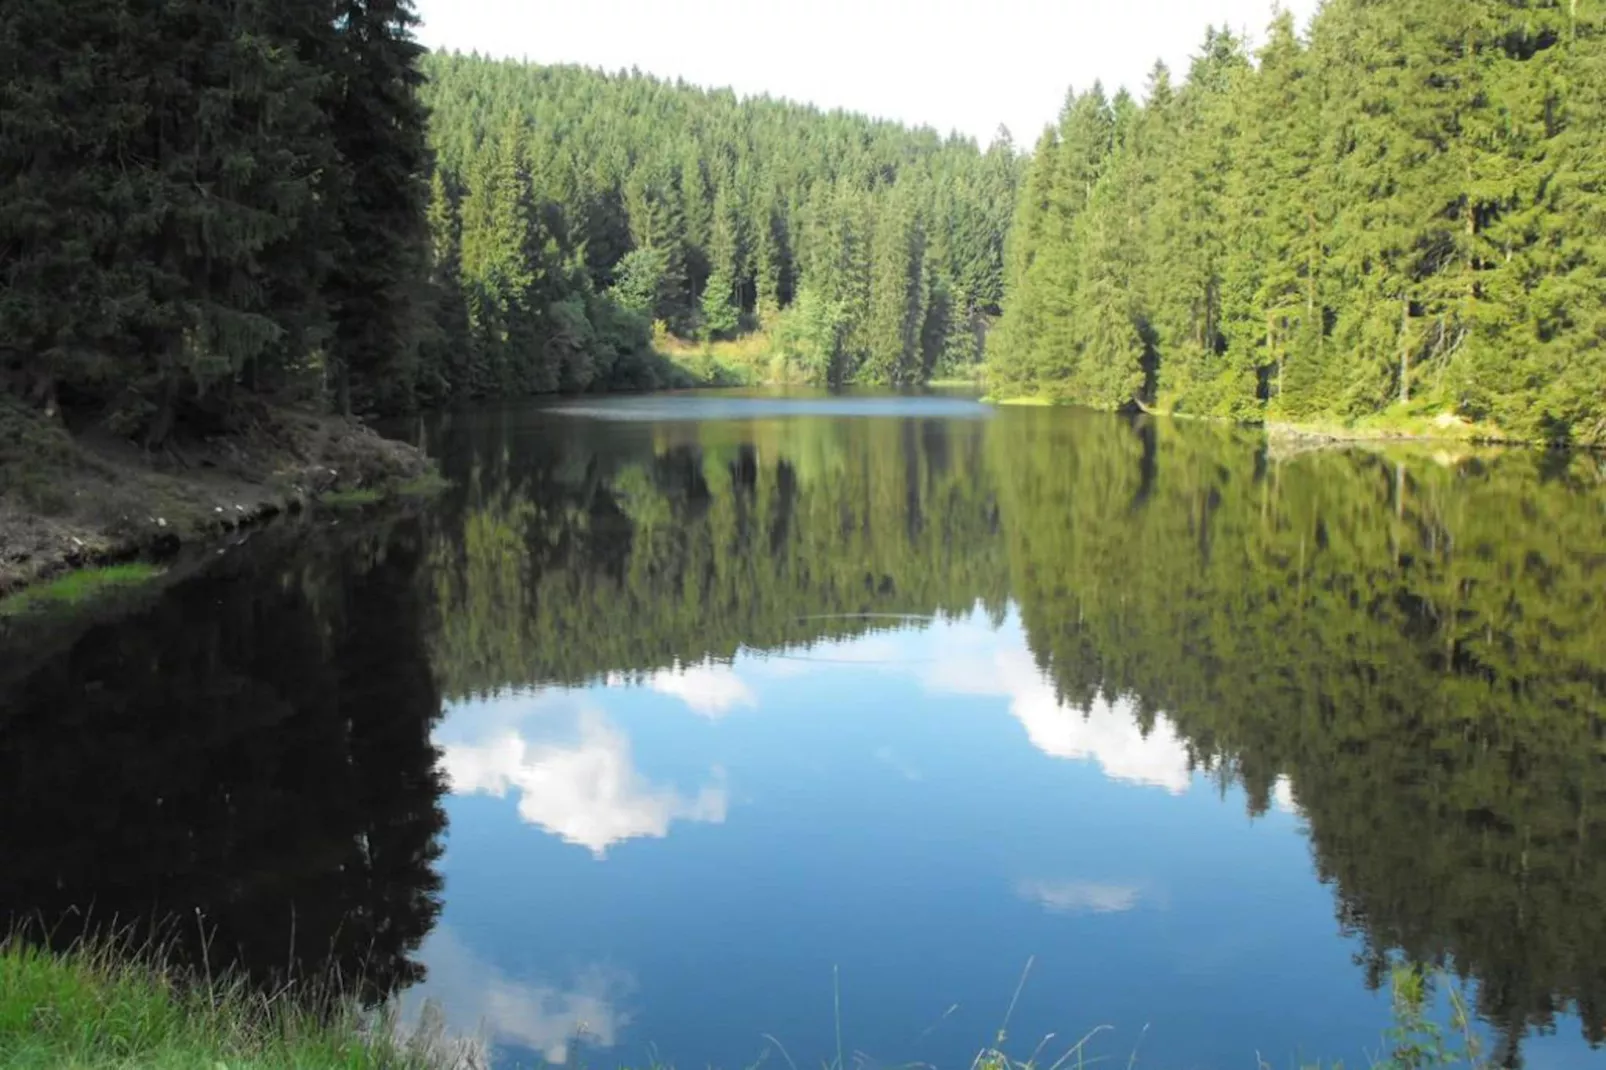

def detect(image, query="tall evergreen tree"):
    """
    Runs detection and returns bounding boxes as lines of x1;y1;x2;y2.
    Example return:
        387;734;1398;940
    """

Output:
864;184;927;385
324;0;431;414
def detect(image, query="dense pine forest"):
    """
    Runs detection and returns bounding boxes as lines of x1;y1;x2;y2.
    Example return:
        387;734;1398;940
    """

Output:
414;55;1019;397
990;2;1606;445
0;0;433;429
5;0;1605;444
1;3;1016;431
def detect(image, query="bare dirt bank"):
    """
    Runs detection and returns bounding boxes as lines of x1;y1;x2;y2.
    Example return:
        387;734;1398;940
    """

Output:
0;398;430;597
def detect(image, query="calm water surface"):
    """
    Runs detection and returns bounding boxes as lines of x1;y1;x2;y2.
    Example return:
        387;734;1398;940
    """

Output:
4;392;1605;1069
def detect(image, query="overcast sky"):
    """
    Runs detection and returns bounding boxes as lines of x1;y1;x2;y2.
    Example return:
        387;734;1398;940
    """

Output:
411;0;1322;145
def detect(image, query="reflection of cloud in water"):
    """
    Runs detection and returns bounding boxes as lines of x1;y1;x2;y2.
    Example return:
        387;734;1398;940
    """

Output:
441;706;727;856
927;626;1194;794
644;661;756;717
1017;878;1145;915
403;927;628;1065
1272;775;1300;815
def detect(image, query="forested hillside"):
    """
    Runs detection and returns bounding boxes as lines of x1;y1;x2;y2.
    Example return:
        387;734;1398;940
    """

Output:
415;55;1020;397
991;1;1606;445
0;0;432;429
11;0;1601;446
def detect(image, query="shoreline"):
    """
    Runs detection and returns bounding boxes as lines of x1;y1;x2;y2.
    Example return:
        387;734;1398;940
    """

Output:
0;402;435;602
0;939;1471;1070
3;386;1561;605
989;395;1566;449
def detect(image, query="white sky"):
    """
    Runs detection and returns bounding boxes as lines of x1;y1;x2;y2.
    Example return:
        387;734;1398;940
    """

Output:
412;0;1322;146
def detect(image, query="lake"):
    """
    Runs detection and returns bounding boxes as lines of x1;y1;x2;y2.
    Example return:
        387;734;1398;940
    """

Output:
3;391;1604;1070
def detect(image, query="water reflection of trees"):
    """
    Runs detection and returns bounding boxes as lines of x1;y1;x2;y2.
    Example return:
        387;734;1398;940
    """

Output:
0;519;447;1006
424;410;1010;697
426;404;1606;1060
989;411;1606;1061
5;402;1604;1060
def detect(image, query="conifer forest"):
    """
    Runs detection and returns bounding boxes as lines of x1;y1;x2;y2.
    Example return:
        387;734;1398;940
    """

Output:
4;0;1602;442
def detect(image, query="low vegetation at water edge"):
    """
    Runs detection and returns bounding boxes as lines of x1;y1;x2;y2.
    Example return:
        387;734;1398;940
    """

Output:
0;941;460;1070
0;563;163;618
0;938;1490;1070
318;472;453;510
651;323;777;387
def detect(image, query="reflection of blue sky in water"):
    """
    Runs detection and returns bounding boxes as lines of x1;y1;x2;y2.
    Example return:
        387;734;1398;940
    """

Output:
438;608;1212;857
418;607;1590;1070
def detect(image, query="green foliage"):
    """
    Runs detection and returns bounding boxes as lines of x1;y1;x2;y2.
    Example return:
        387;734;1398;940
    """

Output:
418;55;1022;392
1383;966;1484;1070
701;264;741;340
774;288;850;383
990;2;1606;444
0;0;435;435
613;247;671;317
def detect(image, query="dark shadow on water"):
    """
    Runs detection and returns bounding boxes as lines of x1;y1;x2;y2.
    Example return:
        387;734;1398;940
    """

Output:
0;516;447;1007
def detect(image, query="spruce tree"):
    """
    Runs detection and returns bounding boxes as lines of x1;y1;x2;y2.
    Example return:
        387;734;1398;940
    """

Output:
864;185;927;385
324;0;431;414
988;126;1062;396
422;169;473;396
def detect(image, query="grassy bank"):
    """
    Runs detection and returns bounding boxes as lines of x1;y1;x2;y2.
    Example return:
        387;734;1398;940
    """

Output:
0;396;434;599
0;942;465;1070
654;328;986;394
0;563;164;618
316;472;453;511
652;325;781;387
987;395;1057;407
987;392;1553;447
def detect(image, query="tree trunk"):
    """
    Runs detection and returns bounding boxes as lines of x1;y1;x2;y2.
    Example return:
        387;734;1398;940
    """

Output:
1398;297;1411;405
336;361;352;417
146;381;176;450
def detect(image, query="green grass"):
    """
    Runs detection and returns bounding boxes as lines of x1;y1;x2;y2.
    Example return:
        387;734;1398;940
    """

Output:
395;472;452;498
317;487;387;508
0;563;163;617
651;324;815;387
1266;407;1515;445
986;395;1057;407
317;472;451;510
0;941;461;1070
